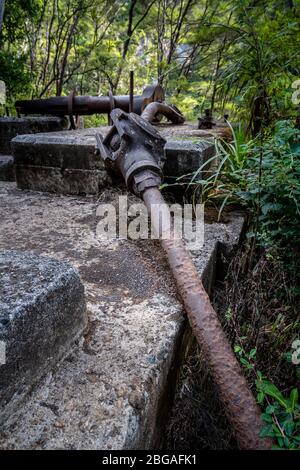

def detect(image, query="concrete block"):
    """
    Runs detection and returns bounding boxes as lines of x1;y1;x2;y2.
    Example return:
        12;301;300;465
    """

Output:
12;130;109;195
0;156;15;181
0;117;68;154
164;139;215;178
0;249;87;423
15;165;110;195
11;127;215;195
12;132;105;170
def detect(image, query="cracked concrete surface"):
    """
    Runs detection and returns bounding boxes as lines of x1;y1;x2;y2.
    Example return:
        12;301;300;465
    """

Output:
0;182;244;449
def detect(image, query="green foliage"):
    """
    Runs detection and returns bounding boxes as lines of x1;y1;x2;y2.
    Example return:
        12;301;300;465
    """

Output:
1;0;299;128
214;0;300;133
1;0;41;42
256;377;300;449
245;122;300;258
192;123;252;214
209;120;300;449
83;114;107;128
0;0;40;102
0;50;31;101
198;120;300;275
235;343;300;450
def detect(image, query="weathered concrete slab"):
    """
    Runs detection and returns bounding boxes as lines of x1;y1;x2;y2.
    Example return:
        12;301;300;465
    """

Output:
12;125;216;195
0;182;244;449
15;165;111;195
164;139;215;177
0;155;15;181
0;249;87;424
0;117;68;154
12;131;105;169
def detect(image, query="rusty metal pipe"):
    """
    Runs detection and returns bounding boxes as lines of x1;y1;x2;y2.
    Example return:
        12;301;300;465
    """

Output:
96;107;271;448
141;101;185;124
15;84;166;118
15;94;144;116
142;187;272;450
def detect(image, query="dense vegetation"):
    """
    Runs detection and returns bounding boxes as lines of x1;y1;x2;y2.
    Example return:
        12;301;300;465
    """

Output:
1;0;300;449
1;0;300;128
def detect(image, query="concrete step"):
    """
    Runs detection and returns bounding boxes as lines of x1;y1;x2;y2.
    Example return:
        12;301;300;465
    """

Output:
15;166;110;195
0;249;87;425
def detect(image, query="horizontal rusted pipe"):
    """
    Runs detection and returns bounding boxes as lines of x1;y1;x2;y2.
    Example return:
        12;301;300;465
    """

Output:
15;94;145;116
141;101;185;124
15;84;166;118
142;187;272;450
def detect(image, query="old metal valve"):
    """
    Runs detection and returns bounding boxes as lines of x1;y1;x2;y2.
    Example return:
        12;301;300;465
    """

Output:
95;108;166;195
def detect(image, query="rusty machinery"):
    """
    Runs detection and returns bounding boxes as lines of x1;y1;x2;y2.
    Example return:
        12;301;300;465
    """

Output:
16;74;271;448
95;107;272;450
15;84;184;129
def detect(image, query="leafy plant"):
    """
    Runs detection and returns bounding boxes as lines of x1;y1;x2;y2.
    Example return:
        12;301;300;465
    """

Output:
234;343;300;449
190;122;253;216
197;120;300;273
256;377;300;450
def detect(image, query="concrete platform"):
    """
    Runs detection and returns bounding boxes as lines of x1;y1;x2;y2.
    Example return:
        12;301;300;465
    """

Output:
0;250;87;424
0;182;243;449
12;125;215;195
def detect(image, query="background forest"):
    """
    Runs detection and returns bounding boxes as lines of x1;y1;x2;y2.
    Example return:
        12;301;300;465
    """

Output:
1;0;300;128
1;0;300;450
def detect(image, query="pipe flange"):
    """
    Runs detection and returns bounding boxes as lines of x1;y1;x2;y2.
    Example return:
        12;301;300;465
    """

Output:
108;90;116;113
68;90;80;130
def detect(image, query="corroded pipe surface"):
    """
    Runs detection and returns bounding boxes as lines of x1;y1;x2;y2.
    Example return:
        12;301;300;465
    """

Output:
15;84;165;118
142;187;272;450
15;94;144;116
141;101;185;124
96;106;272;449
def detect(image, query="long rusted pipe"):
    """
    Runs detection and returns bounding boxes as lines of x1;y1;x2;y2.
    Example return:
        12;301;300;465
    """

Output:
97;105;271;448
15;84;165;118
15;94;144;116
142;187;272;450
